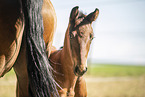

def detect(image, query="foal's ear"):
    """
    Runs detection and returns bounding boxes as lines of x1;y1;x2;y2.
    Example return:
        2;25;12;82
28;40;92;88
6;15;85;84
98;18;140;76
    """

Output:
85;8;99;23
70;6;79;22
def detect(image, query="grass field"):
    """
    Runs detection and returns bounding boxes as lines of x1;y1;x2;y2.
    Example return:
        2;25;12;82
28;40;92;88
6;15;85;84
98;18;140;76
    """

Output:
0;69;16;97
86;76;145;97
87;64;145;77
0;64;145;97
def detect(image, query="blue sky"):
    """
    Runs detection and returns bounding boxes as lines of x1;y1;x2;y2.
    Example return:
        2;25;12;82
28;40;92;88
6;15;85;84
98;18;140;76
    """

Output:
51;0;145;65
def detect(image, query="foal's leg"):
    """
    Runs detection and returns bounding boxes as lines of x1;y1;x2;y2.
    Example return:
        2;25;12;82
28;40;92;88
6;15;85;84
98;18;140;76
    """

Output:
74;77;87;97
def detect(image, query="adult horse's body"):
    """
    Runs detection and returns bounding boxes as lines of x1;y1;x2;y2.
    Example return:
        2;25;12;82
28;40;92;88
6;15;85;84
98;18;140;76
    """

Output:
0;0;58;97
0;0;24;78
49;6;99;97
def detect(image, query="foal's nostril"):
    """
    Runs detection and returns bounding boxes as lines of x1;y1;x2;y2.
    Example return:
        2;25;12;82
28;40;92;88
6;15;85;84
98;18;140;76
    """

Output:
85;67;88;72
82;67;87;74
74;66;88;76
75;66;79;73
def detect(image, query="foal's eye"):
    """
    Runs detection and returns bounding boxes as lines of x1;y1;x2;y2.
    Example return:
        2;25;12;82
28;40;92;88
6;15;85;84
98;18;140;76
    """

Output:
80;32;84;35
79;32;84;37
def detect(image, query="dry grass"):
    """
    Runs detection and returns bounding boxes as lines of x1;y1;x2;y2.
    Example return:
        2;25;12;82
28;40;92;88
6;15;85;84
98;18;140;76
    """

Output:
0;69;145;97
86;76;145;97
0;69;16;97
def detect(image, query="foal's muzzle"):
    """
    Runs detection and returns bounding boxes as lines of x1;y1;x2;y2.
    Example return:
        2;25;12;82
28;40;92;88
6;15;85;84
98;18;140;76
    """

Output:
74;66;87;76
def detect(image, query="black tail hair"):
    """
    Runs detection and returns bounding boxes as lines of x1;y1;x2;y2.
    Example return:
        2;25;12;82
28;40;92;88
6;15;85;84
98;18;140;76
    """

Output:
21;0;58;96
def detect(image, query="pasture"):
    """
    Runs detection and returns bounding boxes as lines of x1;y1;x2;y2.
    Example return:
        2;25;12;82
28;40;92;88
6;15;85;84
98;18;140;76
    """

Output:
86;64;145;97
0;64;145;97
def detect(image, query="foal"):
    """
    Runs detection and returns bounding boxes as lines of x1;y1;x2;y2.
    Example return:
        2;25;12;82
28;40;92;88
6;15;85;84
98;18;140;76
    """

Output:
49;6;99;97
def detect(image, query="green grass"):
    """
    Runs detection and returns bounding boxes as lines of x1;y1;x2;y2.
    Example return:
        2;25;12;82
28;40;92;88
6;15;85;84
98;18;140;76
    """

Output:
0;68;16;97
86;64;145;77
2;68;16;80
2;64;145;78
1;65;145;97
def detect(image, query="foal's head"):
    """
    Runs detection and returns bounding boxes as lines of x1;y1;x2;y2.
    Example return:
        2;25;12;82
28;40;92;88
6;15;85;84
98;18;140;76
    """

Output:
69;6;99;76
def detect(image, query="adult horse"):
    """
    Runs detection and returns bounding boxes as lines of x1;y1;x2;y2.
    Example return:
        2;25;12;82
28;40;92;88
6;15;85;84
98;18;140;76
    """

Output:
0;0;58;97
49;6;99;97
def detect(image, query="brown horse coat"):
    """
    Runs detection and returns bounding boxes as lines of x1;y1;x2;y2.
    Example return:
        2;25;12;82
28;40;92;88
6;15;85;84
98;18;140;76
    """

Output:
13;0;57;96
0;0;56;96
49;6;99;97
0;0;24;77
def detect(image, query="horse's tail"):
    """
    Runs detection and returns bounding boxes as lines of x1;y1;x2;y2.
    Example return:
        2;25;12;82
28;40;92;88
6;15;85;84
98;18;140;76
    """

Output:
21;0;58;96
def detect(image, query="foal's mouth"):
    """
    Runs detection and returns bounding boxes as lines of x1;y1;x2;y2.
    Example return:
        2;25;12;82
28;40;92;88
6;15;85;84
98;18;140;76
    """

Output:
74;66;87;76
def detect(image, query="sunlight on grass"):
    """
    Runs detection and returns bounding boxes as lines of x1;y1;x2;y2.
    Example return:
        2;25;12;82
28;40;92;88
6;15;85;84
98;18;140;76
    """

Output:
0;65;145;97
86;77;145;97
85;64;145;97
0;68;16;97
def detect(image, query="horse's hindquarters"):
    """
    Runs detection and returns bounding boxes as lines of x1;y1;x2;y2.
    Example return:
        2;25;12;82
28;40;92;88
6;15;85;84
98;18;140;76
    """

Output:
0;0;24;77
42;0;57;56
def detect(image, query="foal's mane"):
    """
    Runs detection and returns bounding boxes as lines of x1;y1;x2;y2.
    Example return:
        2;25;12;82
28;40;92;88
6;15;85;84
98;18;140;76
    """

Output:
78;11;86;19
75;11;91;28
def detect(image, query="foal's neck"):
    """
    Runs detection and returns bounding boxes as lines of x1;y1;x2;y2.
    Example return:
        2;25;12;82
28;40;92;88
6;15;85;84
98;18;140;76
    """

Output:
60;23;78;87
61;23;74;67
